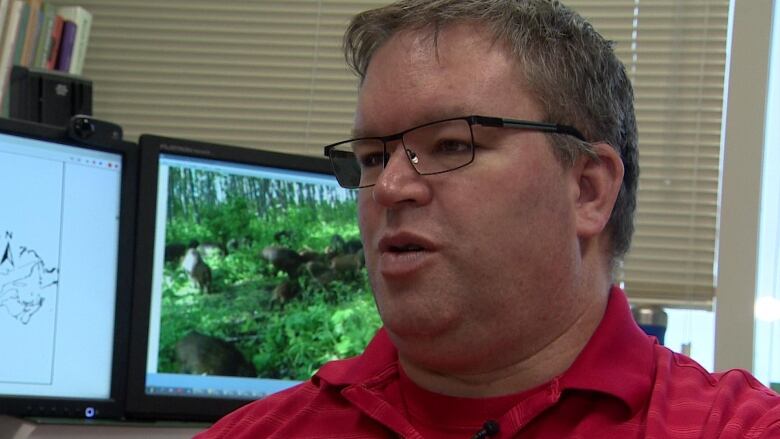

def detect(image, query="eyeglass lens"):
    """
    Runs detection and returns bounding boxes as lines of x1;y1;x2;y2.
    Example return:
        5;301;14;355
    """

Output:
328;118;474;188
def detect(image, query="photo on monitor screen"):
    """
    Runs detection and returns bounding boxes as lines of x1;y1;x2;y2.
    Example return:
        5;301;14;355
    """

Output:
128;136;381;419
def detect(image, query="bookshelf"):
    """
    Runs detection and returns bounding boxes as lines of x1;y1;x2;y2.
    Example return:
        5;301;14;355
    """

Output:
0;0;92;116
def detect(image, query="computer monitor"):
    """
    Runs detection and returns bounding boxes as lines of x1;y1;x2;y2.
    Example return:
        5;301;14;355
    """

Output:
0;117;137;419
126;135;379;421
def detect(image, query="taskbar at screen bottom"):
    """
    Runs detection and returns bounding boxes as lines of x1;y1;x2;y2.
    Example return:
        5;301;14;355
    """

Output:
145;373;302;400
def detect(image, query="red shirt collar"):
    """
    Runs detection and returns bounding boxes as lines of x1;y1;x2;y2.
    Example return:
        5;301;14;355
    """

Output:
315;285;655;415
558;285;656;414
314;326;398;387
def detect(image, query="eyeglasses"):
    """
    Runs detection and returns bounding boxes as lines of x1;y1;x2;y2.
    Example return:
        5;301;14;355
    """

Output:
323;115;586;189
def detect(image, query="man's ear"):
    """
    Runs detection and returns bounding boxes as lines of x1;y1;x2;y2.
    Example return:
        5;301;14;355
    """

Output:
572;143;624;239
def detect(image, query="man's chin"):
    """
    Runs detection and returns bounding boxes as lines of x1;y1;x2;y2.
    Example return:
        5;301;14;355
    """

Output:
383;320;452;340
383;321;473;367
378;303;462;340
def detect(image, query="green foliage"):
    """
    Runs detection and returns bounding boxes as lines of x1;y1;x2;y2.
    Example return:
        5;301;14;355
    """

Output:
253;281;381;379
166;218;210;245
159;173;378;380
202;197;253;245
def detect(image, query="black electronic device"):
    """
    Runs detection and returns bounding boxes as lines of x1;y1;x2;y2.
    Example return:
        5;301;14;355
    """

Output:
67;114;122;146
9;66;93;127
0;116;137;419
125;134;379;421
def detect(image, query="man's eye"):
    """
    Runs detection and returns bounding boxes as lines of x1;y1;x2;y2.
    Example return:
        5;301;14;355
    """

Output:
358;152;384;168
436;139;471;154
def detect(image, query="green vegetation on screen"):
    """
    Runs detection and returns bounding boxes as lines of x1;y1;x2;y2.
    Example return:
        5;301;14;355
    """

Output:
159;167;381;381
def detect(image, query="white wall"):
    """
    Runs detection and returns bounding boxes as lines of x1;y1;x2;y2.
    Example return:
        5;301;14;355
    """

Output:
716;0;775;372
754;0;780;385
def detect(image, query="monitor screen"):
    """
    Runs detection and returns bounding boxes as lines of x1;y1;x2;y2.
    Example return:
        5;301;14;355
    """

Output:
0;117;137;419
126;135;380;421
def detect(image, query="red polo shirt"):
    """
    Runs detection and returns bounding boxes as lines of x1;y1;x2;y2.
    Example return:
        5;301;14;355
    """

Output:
197;286;780;438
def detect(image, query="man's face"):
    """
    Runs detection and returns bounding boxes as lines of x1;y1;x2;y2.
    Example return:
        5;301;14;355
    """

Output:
356;23;587;374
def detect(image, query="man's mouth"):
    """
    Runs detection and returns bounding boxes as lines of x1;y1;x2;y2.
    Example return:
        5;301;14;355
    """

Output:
389;244;426;253
375;233;437;277
378;233;435;255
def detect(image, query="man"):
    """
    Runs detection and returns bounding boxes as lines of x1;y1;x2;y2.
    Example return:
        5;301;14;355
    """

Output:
198;0;780;437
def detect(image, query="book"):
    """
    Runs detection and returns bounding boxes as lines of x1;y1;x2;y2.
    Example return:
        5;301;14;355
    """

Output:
55;19;75;72
56;5;90;75
11;1;28;66
0;0;25;117
0;0;11;42
20;0;42;66
32;1;55;68
44;14;62;70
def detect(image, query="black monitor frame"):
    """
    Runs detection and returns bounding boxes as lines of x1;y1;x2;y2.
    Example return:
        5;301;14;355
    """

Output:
126;134;339;421
0;117;138;420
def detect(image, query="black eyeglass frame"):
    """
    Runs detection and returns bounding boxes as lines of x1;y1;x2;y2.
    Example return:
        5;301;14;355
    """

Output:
322;115;586;188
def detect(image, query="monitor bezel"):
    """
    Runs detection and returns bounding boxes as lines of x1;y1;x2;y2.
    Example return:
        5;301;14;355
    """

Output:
125;134;337;421
0;117;138;420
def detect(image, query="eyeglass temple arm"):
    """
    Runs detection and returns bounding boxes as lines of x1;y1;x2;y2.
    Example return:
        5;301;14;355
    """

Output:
470;115;586;141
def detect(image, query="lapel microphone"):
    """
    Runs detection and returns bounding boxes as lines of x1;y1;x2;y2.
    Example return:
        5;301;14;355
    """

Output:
471;420;500;439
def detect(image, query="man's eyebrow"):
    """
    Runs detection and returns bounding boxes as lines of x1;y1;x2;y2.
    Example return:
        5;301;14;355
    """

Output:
350;107;472;139
350;127;371;138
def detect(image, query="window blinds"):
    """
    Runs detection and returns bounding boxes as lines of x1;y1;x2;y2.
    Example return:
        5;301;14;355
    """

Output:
46;0;729;308
582;0;728;308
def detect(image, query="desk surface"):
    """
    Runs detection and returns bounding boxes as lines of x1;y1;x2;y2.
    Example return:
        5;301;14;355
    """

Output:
0;416;208;439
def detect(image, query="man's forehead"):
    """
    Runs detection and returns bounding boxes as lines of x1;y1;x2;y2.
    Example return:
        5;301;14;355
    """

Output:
381;23;507;69
352;24;526;137
351;105;472;138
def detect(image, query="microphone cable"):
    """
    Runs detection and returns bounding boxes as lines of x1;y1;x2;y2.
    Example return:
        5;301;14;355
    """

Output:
471;420;500;439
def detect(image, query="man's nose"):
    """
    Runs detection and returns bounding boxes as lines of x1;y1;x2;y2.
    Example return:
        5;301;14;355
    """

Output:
371;143;431;207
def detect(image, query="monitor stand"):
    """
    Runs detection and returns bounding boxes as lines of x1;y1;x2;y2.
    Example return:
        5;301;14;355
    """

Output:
0;415;208;439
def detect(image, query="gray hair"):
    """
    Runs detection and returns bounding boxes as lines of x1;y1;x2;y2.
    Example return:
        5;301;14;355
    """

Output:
344;0;638;262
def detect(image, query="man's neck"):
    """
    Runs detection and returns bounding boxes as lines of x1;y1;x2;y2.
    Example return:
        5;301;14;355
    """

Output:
398;285;610;398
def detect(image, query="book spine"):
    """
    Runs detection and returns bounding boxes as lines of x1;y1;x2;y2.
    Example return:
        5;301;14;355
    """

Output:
0;0;11;41
0;0;24;117
57;6;91;75
55;19;75;72
44;14;62;70
11;1;28;65
32;2;55;68
20;0;42;66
